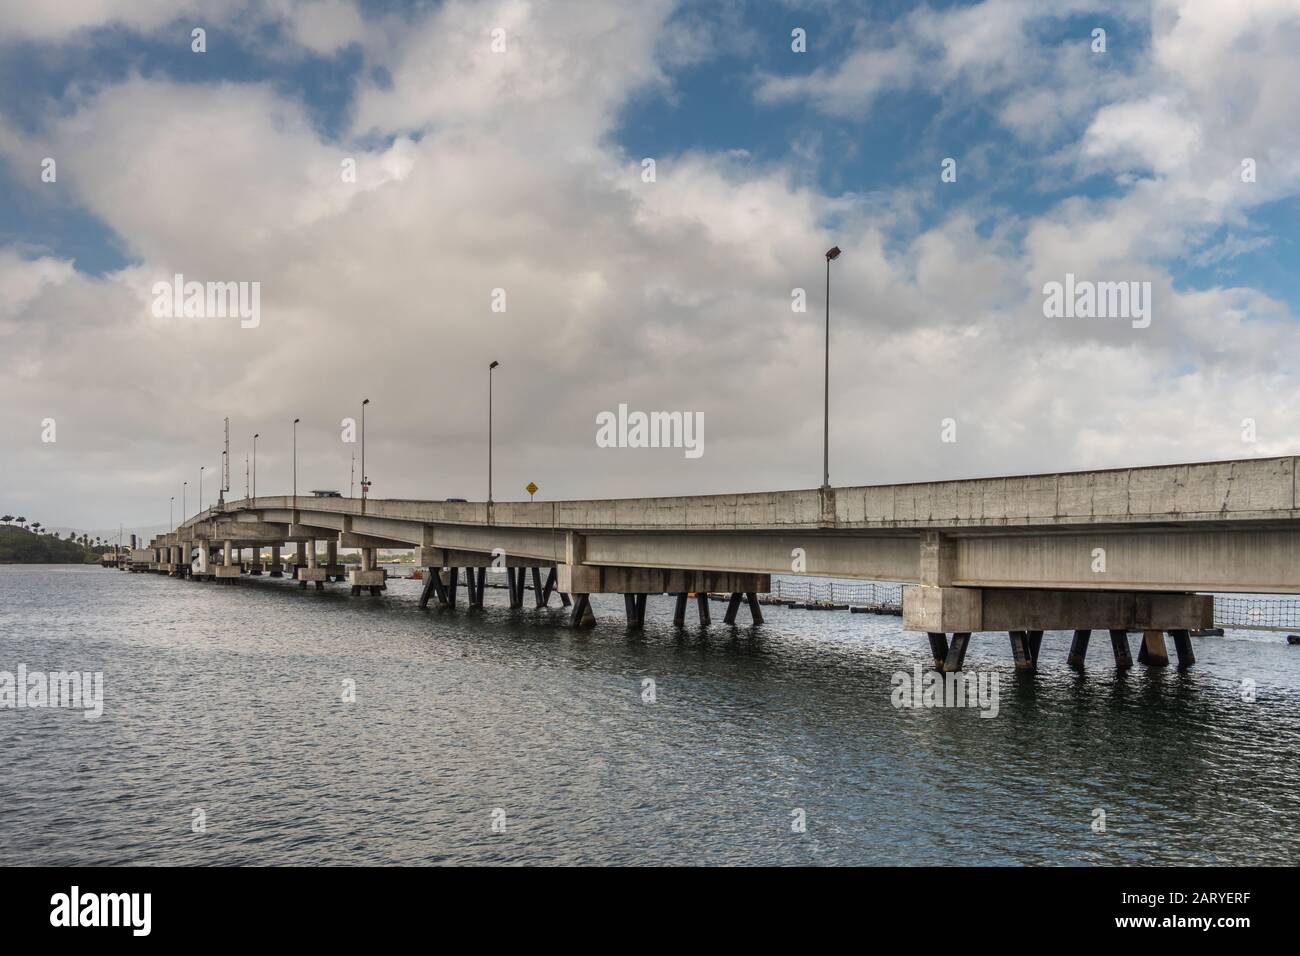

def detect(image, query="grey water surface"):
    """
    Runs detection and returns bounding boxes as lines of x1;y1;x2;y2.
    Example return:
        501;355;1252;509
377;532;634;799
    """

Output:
2;565;1298;865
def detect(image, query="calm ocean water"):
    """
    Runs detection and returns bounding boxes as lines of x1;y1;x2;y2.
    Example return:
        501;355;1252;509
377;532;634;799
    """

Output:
2;564;1299;866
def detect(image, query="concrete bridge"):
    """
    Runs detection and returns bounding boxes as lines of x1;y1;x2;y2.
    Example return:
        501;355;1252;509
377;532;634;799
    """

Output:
144;455;1300;675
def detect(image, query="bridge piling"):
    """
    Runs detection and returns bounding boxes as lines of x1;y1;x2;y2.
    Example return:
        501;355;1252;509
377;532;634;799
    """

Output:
1138;630;1170;667
570;593;595;627
1008;631;1035;671
1068;629;1092;669
1109;629;1133;669
942;632;971;672
723;592;743;624
695;593;711;626
745;592;763;624
269;545;283;577
446;568;459;608
1169;629;1196;669
927;633;948;670
673;593;688;626
1027;630;1043;668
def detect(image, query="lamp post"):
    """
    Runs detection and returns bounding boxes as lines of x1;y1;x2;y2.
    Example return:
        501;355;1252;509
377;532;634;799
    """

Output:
199;465;205;513
823;245;841;490
170;496;174;529
252;433;259;503
292;419;300;508
360;398;370;512
488;361;499;503
182;481;187;521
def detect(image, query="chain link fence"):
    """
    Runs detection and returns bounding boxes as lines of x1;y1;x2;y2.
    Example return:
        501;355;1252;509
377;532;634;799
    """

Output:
769;579;905;607
1211;596;1300;631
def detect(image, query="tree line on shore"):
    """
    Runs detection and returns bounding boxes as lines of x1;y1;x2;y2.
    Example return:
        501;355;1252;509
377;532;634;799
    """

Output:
0;516;113;564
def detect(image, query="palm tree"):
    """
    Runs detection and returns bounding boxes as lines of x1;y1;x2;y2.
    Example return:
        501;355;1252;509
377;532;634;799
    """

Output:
30;523;41;535
0;515;12;526
15;516;26;529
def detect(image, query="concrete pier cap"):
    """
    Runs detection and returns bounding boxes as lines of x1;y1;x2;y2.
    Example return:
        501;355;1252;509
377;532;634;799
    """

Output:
902;585;1213;633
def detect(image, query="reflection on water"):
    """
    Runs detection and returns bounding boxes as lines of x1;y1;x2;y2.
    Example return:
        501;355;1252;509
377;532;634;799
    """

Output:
1;565;1298;865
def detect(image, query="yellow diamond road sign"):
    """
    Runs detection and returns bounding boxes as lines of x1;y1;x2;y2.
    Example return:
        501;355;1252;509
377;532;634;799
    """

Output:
526;482;538;496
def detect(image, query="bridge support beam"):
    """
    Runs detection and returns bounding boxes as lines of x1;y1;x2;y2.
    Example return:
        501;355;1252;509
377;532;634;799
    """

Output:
943;632;972;672
418;567;450;609
1109;629;1134;669
927;633;948;669
1170;629;1196;669
570;593;596;627
624;593;647;626
1068;629;1091;669
269;545;283;576
508;568;527;609
696;593;711;626
1138;630;1170;667
673;593;688;626
1008;631;1035;671
904;585;1213;635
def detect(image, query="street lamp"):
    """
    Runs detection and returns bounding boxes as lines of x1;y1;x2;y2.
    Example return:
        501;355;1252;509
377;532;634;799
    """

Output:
199;465;205;512
252;433;259;502
823;245;841;490
292;418;300;508
360;398;370;512
183;481;187;521
170;496;174;529
488;361;499;503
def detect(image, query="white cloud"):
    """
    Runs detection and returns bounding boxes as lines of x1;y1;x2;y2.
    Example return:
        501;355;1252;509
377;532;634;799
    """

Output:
1;0;1299;531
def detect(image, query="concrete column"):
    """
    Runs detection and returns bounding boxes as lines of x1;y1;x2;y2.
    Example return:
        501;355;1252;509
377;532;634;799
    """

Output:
1170;629;1196;669
308;539;318;569
673;593;688;626
927;633;949;670
1068;629;1092;669
1008;631;1035;671
223;540;233;566
327;540;337;565
270;544;283;577
1138;630;1170;667
919;532;957;587
295;541;306;568
943;632;972;672
723;592;743;624
1109;629;1133;669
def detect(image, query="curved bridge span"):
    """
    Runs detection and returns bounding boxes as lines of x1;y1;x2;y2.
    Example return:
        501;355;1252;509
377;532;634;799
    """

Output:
144;455;1300;674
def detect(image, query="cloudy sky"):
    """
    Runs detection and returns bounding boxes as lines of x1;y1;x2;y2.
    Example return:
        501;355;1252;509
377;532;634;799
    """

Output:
1;0;1298;536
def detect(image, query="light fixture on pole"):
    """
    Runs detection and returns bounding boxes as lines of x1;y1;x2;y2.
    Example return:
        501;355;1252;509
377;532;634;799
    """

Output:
360;398;370;512
170;496;174;529
252;433;259;502
182;481;187;521
488;361;499;503
823;245;841;490
199;465;205;512
292;419;300;509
